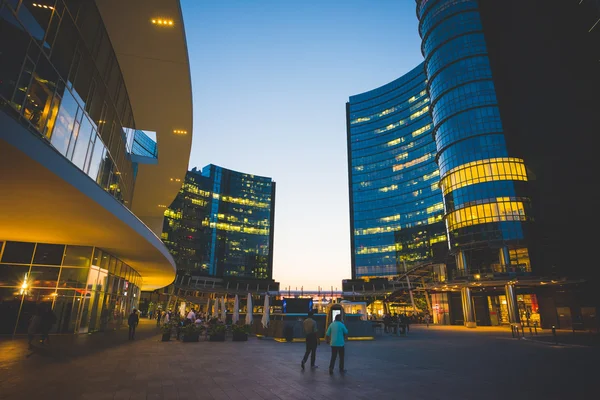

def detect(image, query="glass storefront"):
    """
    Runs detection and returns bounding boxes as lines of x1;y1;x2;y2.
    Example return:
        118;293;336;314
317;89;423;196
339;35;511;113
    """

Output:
0;240;141;335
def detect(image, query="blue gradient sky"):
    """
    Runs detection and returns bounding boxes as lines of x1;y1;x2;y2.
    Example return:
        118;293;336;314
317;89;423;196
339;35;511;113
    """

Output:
181;0;423;290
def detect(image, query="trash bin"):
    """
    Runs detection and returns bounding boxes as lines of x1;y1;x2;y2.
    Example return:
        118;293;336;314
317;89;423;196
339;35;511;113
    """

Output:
284;325;294;342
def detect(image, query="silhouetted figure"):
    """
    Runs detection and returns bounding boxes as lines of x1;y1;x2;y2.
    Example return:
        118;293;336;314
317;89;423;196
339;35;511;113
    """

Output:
301;311;319;370
40;304;57;345
128;309;139;340
27;306;43;349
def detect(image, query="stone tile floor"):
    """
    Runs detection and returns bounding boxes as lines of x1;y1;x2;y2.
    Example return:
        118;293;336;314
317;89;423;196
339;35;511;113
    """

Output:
1;320;598;400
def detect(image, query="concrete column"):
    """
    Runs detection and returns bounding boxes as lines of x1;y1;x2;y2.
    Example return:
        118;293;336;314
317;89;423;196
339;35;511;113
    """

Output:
461;287;476;328
504;284;521;325
456;250;468;276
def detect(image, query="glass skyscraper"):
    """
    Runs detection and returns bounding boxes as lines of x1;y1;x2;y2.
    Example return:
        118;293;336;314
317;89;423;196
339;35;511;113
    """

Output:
347;63;447;280
163;165;276;281
347;0;599;328
0;0;193;334
417;0;533;277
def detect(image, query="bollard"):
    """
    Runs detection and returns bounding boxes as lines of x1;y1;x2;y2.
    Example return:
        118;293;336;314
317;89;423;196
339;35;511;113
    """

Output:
534;321;538;335
521;324;525;338
511;325;515;338
552;325;557;344
529;324;533;336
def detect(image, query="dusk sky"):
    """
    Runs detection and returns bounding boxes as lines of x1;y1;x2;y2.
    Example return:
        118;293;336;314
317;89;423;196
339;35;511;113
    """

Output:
181;0;424;290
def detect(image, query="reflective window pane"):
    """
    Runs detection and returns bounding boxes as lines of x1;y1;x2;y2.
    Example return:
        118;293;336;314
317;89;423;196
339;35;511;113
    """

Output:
28;265;60;288
49;89;78;155
62;245;92;267
0;7;28;100
0;264;30;287
71;114;93;169
1;241;35;264
0;287;23;334
57;267;88;289
32;243;64;265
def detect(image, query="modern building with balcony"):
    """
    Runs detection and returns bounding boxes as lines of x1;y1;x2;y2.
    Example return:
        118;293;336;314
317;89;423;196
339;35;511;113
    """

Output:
0;0;193;334
346;63;447;281
161;165;278;294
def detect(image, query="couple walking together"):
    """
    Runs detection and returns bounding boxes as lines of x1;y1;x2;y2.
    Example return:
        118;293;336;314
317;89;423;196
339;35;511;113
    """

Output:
301;311;348;374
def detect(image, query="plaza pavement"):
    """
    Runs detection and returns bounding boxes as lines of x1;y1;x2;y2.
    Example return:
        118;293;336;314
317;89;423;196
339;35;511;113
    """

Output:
0;319;598;400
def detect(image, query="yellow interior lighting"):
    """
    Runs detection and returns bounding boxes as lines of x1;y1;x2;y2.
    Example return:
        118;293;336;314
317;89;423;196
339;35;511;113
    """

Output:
440;157;527;195
446;200;528;231
173;129;187;134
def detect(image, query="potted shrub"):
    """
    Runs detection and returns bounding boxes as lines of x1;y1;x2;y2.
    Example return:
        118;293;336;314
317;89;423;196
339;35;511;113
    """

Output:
182;323;201;342
161;323;172;342
208;323;226;342
232;324;250;341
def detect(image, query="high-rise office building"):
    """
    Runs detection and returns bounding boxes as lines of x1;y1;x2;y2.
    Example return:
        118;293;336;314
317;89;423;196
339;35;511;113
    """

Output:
346;64;447;280
163;165;276;282
0;0;192;334
346;0;599;328
416;0;599;281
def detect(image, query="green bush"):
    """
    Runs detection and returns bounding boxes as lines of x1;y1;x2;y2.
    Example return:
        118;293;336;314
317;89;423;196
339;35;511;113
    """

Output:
182;323;204;335
208;323;226;336
232;324;251;334
161;323;172;334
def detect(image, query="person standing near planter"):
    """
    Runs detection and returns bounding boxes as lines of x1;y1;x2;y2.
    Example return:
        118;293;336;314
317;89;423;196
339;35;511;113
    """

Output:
301;311;319;370
128;309;139;340
325;314;348;374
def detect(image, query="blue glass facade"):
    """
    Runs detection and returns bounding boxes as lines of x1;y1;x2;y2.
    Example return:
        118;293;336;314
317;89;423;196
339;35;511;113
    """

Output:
347;63;447;279
131;130;157;159
417;0;533;276
163;165;276;280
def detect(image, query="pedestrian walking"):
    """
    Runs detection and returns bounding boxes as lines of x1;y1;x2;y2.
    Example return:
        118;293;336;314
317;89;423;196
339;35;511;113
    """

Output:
424;312;430;328
325;314;348;374
128;308;139;340
27;305;43;349
40;303;57;345
301;310;319;370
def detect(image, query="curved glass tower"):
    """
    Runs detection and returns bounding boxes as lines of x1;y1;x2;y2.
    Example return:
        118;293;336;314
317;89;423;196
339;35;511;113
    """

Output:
416;0;532;277
347;63;446;279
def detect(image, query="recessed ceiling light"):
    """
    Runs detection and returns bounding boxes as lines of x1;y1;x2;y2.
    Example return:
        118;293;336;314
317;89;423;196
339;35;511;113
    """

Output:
152;18;174;26
173;129;188;135
32;3;54;9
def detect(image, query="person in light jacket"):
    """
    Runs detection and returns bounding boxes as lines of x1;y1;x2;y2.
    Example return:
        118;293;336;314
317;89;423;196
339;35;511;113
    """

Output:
325;314;348;374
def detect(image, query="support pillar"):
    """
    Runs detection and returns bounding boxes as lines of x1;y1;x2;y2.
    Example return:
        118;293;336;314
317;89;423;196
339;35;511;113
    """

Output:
504;283;521;325
456;250;468;277
499;246;511;272
461;287;476;328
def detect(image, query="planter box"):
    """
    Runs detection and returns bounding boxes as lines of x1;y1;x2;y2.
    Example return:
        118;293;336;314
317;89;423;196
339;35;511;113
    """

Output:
209;333;226;342
182;333;200;342
161;332;171;342
232;332;248;342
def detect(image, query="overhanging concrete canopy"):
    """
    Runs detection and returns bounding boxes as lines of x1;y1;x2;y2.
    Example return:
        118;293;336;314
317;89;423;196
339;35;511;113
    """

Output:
0;113;175;291
96;0;194;235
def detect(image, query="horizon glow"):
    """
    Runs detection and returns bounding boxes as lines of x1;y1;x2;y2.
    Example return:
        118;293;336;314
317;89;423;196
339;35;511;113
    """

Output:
181;0;424;290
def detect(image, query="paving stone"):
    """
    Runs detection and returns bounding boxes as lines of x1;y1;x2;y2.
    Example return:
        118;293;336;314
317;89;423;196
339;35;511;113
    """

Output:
1;320;599;400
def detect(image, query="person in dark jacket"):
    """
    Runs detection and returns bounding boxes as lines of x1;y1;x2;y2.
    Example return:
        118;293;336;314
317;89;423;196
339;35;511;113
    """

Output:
128;309;139;340
40;303;57;345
